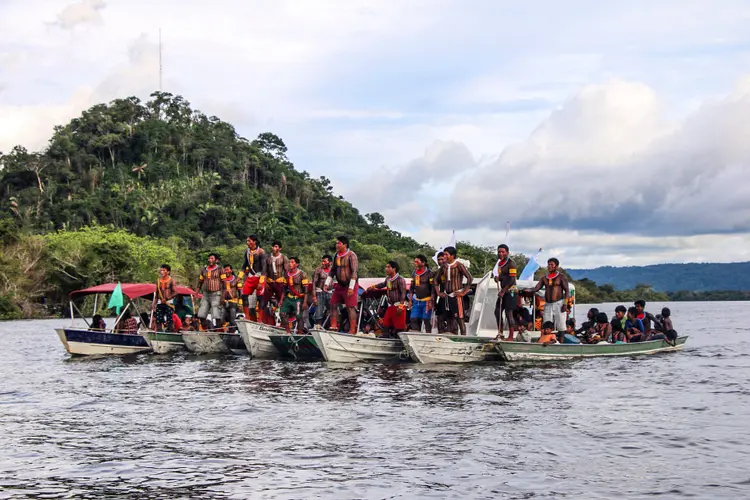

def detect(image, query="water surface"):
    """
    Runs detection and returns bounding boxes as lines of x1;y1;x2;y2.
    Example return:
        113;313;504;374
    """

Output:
1;302;749;499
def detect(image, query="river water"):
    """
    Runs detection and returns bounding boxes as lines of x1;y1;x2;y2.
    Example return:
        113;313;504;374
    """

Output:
1;301;749;499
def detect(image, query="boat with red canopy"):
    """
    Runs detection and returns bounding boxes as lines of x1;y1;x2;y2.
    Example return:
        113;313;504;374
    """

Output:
56;282;199;356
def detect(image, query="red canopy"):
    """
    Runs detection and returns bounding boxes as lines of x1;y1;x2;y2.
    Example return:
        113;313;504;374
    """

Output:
69;283;201;299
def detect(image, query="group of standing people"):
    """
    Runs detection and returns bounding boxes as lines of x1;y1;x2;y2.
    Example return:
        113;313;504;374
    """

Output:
492;244;572;341
148;236;584;338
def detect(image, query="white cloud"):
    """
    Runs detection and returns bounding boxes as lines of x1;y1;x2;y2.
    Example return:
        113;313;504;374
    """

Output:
346;140;476;215
53;0;106;30
438;78;750;237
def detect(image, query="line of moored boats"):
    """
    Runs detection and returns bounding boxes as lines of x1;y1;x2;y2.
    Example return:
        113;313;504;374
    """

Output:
54;273;687;363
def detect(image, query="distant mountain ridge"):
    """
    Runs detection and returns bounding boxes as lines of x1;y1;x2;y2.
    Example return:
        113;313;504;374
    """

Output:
567;261;750;292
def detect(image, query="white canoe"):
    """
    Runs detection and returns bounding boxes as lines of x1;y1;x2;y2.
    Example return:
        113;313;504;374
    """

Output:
311;329;405;363
398;332;501;364
236;319;281;359
181;331;232;354
142;330;185;354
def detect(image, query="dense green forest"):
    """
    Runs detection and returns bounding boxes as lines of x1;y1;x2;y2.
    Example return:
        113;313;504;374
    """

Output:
0;92;709;320
568;262;750;293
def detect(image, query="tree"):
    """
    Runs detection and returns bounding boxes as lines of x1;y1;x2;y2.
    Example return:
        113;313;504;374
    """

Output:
365;212;385;226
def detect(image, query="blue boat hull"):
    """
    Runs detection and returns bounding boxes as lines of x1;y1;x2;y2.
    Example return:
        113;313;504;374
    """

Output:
56;328;151;356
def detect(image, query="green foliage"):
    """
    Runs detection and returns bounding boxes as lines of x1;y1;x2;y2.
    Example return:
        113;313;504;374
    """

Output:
0;293;23;320
667;290;750;301
42;226;192;295
572;279;669;304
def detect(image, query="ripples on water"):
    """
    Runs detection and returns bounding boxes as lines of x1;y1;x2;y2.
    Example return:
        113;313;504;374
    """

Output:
1;302;750;499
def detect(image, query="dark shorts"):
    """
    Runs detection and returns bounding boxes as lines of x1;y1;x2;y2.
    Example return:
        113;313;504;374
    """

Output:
156;303;173;328
434;296;446;315
263;282;285;304
279;296;303;316
445;296;465;319
330;283;358;308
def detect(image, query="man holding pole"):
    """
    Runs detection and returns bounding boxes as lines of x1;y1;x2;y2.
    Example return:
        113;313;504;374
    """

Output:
492;244;518;341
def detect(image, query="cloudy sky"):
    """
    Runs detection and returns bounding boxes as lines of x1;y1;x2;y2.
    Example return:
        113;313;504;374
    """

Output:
2;0;750;268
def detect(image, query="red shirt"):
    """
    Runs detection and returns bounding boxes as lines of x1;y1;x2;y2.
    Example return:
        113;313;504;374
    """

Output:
172;313;183;331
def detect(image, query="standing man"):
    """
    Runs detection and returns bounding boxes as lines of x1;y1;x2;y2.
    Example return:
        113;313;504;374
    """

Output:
370;261;408;338
408;255;434;333
433;246;472;335
197;253;223;330
493;244;518;341
221;264;240;331
262;241;289;326
312;254;333;328
153;264;176;332
279;257;311;333
433;251;448;333
238;235;266;323
324;235;359;334
527;258;569;331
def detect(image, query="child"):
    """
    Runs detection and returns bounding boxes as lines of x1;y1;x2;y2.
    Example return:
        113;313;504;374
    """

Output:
624;306;645;342
538;321;558;344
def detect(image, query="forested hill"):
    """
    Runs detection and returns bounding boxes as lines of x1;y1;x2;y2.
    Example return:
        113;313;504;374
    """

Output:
0;91;509;317
568;262;750;292
0;91;423;253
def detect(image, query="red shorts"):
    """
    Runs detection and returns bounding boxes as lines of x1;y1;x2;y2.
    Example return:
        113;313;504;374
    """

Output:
382;305;407;330
330;283;358;308
264;282;285;304
241;275;261;296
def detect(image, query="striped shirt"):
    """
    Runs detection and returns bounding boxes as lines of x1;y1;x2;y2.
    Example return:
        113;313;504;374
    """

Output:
199;265;222;293
375;274;407;305
331;250;358;288
312;265;332;292
239;247;266;279
410;268;434;300
434;261;472;295
221;274;240;303
265;253;289;282
286;270;311;298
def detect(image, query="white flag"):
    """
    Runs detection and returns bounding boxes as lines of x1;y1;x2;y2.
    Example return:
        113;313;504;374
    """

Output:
519;248;544;281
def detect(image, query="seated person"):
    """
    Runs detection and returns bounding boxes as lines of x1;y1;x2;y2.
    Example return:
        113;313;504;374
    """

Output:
561;318;581;344
91;314;106;331
115;309;139;334
576;308;599;337
509;302;532;338
538;321;558;344
182;314;195;331
611;305;626;332
649;307;677;344
624;306;646;342
588;312;612;343
171;312;183;332
634;299;661;332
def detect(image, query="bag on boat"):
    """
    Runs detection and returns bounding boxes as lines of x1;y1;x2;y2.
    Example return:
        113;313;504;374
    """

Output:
563;333;581;344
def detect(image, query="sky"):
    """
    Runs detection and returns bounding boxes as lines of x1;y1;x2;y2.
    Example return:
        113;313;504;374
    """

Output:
1;0;750;268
